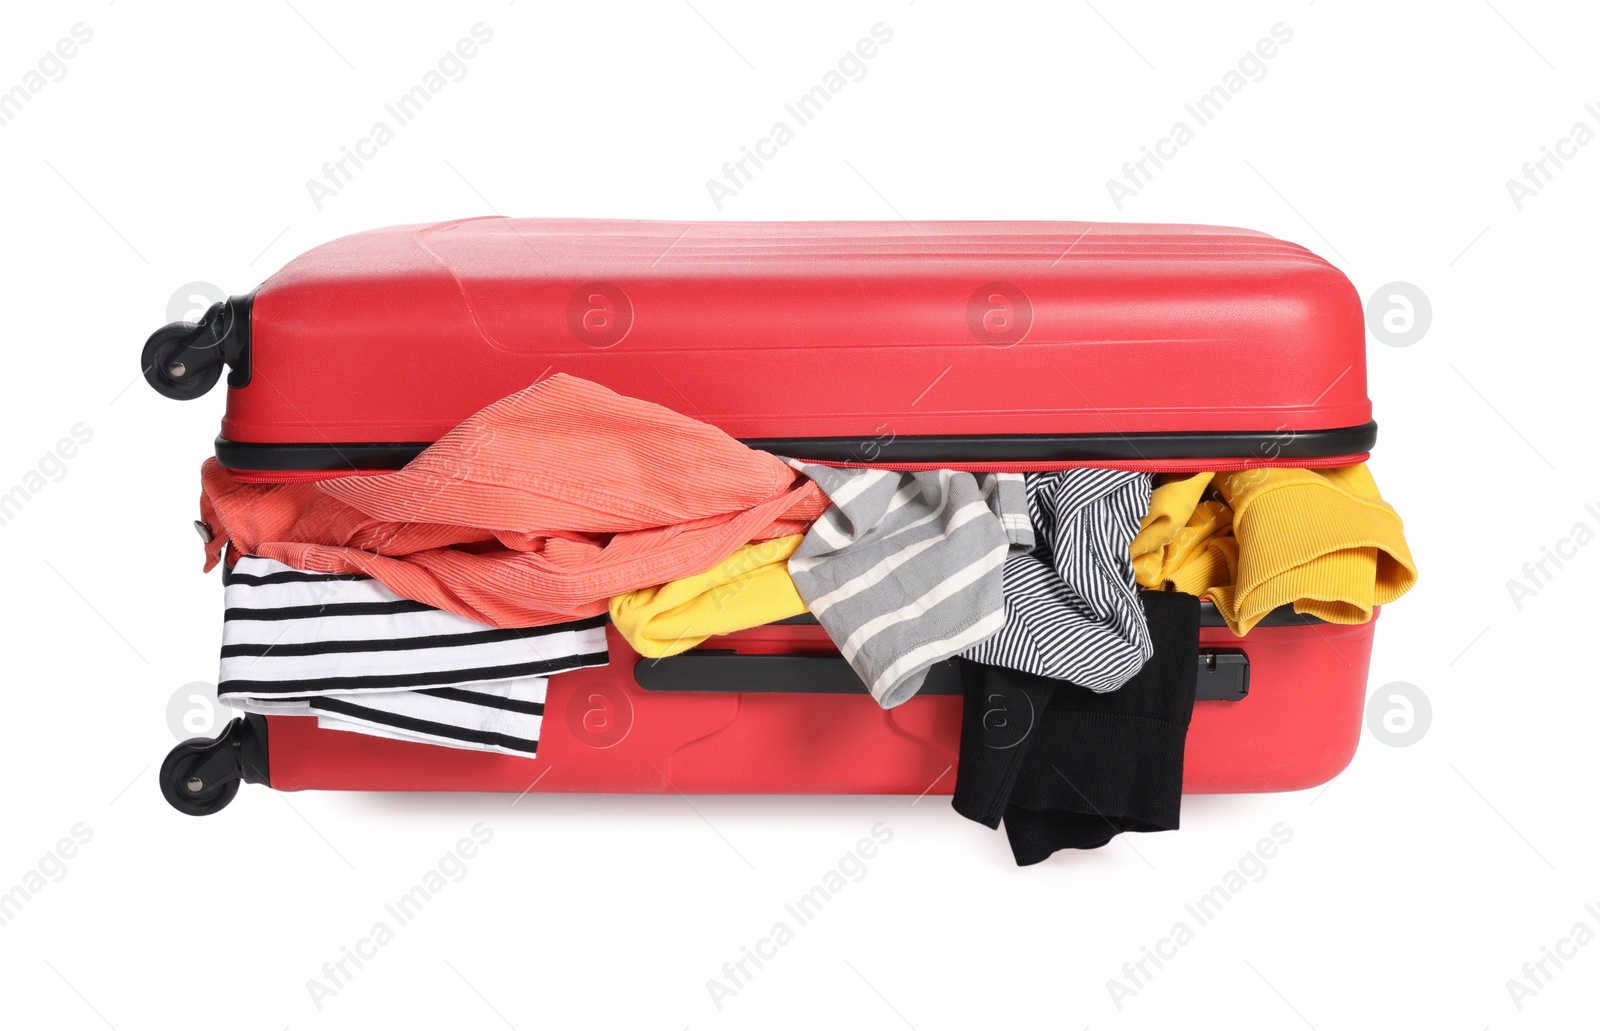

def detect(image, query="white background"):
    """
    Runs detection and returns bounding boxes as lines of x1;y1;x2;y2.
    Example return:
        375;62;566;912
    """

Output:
1;1;1596;1028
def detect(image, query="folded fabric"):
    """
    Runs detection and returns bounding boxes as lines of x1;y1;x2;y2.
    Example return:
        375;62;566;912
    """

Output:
952;590;1201;865
198;374;829;628
1129;464;1417;634
311;678;551;757
784;464;1035;708
610;535;807;657
217;555;609;756
961;469;1153;691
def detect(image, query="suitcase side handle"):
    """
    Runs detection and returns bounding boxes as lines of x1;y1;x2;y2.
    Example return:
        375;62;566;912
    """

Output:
633;651;1248;701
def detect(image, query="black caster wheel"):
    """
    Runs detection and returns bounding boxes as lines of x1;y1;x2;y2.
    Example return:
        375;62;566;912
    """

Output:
160;736;241;816
141;322;223;401
157;716;269;816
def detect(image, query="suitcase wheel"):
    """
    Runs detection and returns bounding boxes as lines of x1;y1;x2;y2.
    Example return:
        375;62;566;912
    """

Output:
158;716;268;816
141;322;224;401
139;295;252;401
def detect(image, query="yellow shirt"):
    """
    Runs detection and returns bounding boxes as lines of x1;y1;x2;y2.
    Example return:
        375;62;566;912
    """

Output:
609;535;808;657
1129;464;1417;635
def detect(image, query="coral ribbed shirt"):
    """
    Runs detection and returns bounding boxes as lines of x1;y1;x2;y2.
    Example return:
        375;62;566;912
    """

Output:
199;375;828;627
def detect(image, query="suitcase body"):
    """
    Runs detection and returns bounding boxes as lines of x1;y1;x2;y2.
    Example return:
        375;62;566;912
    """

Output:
147;219;1378;807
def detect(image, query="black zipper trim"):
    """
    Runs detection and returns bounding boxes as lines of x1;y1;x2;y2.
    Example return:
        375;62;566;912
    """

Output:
214;421;1377;471
767;602;1325;629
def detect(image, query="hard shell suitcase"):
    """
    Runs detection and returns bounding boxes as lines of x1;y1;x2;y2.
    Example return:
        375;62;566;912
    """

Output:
145;219;1380;814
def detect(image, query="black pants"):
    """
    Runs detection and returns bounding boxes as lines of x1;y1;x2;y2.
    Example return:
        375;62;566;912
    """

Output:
952;590;1202;865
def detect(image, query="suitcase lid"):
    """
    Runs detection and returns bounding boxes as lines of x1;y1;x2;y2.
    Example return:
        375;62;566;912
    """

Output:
215;218;1373;475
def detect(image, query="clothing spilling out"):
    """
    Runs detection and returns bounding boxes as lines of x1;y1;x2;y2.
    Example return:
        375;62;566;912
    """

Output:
198;375;1417;864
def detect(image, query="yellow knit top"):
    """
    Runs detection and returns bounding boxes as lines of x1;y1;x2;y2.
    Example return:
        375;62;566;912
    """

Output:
609;535;808;657
1129;464;1416;635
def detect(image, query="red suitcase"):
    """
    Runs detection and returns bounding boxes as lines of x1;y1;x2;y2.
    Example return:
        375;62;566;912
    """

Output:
144;218;1379;814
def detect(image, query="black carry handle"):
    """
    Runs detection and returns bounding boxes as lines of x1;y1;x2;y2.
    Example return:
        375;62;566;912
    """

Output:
633;650;1249;701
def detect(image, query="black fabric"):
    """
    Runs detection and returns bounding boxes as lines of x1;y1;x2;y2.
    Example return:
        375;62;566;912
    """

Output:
952;590;1202;865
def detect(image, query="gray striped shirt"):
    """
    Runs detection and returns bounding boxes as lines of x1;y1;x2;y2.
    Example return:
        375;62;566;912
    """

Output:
785;462;1035;707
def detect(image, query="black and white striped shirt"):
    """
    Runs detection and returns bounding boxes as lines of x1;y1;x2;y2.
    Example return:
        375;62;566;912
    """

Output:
218;556;609;755
961;470;1153;691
